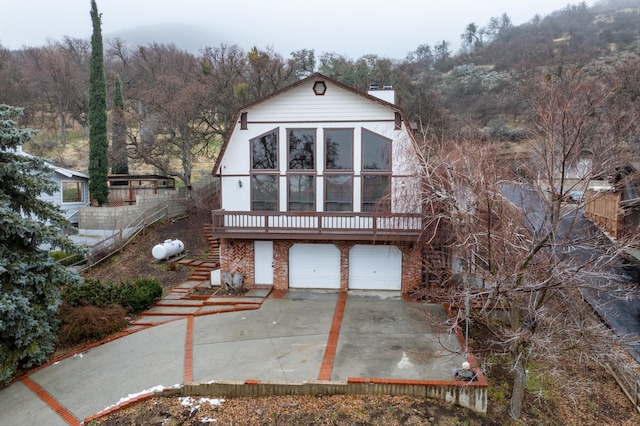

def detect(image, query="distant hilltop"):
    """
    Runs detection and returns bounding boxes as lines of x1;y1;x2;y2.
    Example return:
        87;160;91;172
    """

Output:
105;23;219;53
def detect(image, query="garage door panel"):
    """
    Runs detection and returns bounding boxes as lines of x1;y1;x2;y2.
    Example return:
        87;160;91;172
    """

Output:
289;244;340;289
349;245;402;290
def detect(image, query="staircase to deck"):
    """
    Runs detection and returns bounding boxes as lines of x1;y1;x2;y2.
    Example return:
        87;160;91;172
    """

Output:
125;225;272;329
178;224;220;283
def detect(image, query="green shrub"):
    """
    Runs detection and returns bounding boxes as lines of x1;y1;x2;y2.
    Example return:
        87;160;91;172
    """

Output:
49;251;67;261
62;277;162;312
118;278;162;313
50;250;84;266
62;278;121;308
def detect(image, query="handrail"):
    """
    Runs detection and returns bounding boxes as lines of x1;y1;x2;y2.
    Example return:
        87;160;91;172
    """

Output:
66;202;186;273
64;202;91;221
211;209;422;235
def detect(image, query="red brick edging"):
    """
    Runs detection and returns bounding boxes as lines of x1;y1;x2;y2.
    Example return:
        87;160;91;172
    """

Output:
184;316;194;383
20;376;80;426
318;291;348;381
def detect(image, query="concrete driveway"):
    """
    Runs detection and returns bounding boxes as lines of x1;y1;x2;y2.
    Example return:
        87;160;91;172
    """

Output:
0;289;469;425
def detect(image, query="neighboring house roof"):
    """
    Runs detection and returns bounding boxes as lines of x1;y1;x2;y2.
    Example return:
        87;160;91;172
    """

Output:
14;145;89;179
211;72;417;175
50;164;89;179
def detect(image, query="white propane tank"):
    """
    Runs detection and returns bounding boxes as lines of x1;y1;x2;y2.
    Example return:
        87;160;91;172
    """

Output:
152;239;184;260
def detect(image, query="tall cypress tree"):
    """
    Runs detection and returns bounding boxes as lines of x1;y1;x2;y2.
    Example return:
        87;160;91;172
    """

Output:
88;0;109;205
111;76;128;176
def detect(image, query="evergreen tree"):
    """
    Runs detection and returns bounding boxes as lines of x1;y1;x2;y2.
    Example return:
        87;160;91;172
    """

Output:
111;75;128;176
88;0;109;205
0;104;81;385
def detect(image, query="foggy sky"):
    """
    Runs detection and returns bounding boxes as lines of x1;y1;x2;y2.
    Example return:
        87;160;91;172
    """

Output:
1;0;596;59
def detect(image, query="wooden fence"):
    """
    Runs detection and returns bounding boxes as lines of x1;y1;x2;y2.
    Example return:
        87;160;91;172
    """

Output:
584;190;622;238
603;349;640;414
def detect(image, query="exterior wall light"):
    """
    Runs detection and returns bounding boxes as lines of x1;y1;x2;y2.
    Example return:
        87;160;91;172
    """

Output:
313;80;327;95
238;179;243;188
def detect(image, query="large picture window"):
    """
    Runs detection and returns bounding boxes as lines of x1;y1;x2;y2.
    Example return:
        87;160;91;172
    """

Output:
362;129;391;171
325;129;353;170
362;129;391;212
324;128;353;212
325;175;353;212
251;174;279;211
288;129;315;170
362;175;390;212
251;129;278;170
288;175;315;211
62;181;84;203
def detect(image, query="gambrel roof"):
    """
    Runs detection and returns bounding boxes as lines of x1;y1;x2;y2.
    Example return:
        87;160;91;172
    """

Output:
211;72;417;175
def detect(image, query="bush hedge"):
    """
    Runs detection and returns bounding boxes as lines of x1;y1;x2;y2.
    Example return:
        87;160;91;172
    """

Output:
58;278;163;348
62;277;162;313
50;250;85;266
119;278;163;313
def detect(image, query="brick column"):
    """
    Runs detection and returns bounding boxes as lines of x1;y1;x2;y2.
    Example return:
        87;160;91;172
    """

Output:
338;243;351;291
401;243;422;294
272;240;292;290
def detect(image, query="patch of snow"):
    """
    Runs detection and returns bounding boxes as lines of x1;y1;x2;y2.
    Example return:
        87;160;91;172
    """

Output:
180;397;224;415
97;385;167;415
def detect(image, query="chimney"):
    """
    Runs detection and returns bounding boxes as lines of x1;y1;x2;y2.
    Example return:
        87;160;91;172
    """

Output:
367;83;396;104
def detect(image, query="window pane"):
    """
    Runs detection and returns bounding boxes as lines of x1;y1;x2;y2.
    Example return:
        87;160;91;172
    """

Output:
288;175;315;211
325;175;352;211
251;130;278;169
363;130;390;170
288;129;315;169
251;174;278;211
325;129;353;170
362;175;390;212
62;181;83;203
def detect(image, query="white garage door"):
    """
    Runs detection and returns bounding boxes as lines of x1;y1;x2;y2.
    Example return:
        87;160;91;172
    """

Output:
289;244;340;289
349;245;402;290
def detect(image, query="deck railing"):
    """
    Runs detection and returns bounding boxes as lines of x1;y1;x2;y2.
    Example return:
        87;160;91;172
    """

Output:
211;210;422;240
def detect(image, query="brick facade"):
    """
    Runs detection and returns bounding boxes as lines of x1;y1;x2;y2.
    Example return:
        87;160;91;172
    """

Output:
219;238;255;286
219;238;422;293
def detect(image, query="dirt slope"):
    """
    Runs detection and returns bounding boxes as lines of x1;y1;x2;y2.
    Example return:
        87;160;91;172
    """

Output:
82;212;211;290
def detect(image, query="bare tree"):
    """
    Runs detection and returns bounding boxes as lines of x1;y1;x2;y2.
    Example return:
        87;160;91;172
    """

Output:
418;59;638;419
21;40;88;147
118;43;216;189
199;43;250;138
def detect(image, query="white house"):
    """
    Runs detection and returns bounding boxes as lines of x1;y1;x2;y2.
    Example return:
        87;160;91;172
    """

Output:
16;146;89;225
211;73;430;293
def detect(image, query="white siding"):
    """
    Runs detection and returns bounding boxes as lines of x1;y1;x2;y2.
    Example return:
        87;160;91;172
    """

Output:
249;80;393;122
221;176;250;211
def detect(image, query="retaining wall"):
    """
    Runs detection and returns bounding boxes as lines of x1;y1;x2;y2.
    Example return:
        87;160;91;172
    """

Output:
78;192;187;230
162;379;487;415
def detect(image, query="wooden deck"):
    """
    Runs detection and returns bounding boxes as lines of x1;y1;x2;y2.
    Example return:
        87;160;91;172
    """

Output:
211;210;423;241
